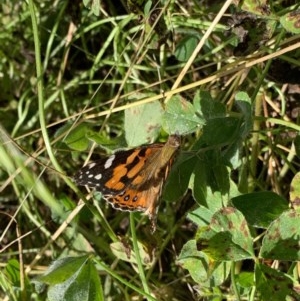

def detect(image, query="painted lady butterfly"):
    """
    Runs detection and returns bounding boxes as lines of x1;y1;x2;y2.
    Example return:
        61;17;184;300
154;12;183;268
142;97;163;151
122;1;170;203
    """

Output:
73;134;181;231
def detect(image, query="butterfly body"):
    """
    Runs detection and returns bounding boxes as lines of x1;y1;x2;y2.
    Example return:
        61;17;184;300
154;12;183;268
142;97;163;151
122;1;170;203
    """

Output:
74;134;180;231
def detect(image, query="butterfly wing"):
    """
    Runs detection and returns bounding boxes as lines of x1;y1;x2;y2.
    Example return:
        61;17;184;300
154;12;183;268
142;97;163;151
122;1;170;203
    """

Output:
106;184;163;232
73;135;181;231
73;145;164;195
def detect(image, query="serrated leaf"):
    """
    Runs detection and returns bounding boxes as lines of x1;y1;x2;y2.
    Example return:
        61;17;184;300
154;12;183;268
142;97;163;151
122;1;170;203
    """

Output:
231;191;289;228
124;100;163;147
259;210;300;261
197;207;255;261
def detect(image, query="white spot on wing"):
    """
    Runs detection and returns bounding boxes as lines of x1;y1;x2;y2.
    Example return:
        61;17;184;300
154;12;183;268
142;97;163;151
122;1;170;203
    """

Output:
104;155;115;169
88;162;96;169
94;173;102;180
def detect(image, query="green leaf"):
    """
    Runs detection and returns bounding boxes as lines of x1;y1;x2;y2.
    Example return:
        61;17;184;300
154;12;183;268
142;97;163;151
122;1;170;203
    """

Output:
231;191;289;228
196;94;226;119
191;163;240;226
37;255;103;301
124;100;163;147
193;90;214;116
193;91;251;169
86;132;125;152
234;91;252;138
83;0;101;16
163;152;196;202
197;207;255;261
110;240;153;268
290;171;300;210
202;117;242;146
235;272;254;288
191;148;240;209
193;158;230;211
57;123;90;151
4;259;32;296
38;256;91;285
177;240;231;286
259;210;300;261
174;35;199;62
240;0;271;17
193;102;245;169
255;263;293;301
280;11;300;34
5;259;21;286
162;95;204;134
187;206;214;228
234;91;251;103
143;0;152;15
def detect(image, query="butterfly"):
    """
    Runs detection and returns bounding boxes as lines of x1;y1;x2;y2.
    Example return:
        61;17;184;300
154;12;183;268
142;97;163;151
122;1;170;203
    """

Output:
73;134;181;232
